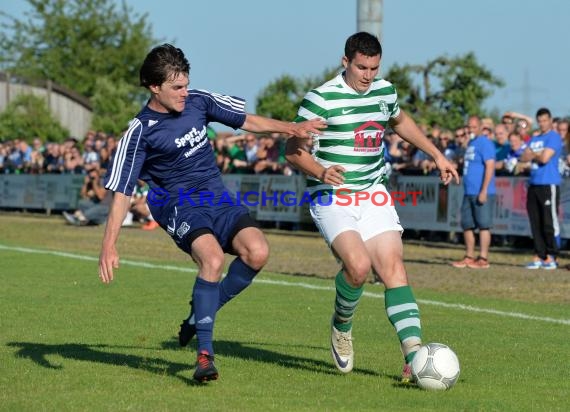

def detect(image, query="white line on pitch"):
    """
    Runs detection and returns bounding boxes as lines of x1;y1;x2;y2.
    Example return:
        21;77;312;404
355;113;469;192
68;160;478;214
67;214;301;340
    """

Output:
1;244;568;326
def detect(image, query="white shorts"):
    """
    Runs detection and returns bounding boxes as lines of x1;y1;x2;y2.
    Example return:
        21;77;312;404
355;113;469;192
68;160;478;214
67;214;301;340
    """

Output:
310;184;404;246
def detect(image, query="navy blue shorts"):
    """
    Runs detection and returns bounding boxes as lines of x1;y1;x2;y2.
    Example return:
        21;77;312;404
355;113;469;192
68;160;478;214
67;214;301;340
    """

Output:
460;195;495;230
150;202;258;255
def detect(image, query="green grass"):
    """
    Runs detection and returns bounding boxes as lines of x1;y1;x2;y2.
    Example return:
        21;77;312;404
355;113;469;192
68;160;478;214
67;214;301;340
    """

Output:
1;215;569;411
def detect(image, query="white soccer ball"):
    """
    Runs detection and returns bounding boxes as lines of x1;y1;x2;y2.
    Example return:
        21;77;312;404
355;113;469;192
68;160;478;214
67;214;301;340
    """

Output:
411;343;460;391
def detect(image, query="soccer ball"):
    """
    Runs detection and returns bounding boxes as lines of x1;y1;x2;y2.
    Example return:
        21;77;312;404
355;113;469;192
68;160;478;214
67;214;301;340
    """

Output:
411;343;460;391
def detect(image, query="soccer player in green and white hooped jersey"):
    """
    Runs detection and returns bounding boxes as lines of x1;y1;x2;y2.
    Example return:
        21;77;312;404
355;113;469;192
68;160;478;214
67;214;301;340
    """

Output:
286;32;459;383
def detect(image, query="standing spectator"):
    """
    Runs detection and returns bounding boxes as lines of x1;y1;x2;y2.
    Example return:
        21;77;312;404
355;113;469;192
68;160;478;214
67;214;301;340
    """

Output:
243;133;259;166
520;108;562;269
254;134;281;174
63;146;84;174
453;126;469;173
0;142;6;173
493;124;511;175
504;132;530;175
44;142;65;173
29;137;45;174
557;118;570;177
452;115;496;269
18;140;33;173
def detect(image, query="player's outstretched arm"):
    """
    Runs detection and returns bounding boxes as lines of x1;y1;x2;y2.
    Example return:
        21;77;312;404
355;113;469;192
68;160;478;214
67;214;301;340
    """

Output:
241;114;326;138
99;192;132;284
390;110;459;185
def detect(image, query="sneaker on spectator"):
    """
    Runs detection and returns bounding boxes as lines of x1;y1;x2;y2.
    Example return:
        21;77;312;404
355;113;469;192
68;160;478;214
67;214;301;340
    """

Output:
451;256;475;268
542;256;558;270
525;256;542;270
467;256;490;269
62;211;78;225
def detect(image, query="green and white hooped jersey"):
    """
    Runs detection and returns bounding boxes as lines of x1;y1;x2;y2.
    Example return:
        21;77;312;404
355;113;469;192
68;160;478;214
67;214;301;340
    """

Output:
295;73;400;198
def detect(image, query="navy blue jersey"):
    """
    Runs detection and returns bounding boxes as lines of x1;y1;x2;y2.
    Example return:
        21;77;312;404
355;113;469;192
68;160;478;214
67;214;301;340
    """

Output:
104;89;246;200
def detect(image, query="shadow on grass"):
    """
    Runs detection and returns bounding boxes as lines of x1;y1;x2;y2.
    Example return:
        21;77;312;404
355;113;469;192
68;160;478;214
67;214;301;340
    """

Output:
6;341;199;386
162;339;380;377
7;339;380;383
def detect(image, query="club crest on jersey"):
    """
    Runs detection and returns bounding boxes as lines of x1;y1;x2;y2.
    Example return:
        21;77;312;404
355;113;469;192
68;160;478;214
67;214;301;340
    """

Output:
353;121;385;152
378;100;389;115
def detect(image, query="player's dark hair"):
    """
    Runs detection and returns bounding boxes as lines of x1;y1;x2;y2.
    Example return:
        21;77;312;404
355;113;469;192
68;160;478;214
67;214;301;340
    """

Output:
140;44;190;88
535;107;551;119
344;32;382;61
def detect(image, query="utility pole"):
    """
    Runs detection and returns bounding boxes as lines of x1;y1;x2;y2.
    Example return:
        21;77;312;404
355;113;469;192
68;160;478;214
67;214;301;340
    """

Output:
357;0;383;40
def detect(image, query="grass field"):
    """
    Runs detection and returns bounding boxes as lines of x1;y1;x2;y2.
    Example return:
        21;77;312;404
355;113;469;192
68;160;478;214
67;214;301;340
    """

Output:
1;213;569;411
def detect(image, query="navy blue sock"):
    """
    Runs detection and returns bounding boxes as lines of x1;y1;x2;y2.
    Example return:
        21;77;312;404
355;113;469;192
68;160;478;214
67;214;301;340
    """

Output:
192;277;219;355
218;257;259;309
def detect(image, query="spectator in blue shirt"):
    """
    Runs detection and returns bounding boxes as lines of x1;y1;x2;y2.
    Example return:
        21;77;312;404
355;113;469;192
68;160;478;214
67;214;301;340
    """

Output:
520;107;562;269
452;115;496;269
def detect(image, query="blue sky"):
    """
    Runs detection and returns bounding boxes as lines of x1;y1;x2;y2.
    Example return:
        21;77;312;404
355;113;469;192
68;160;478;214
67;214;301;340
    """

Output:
3;0;570;128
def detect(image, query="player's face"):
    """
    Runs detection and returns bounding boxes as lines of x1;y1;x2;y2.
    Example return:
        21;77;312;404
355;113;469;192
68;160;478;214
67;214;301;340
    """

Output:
342;52;380;93
149;72;189;113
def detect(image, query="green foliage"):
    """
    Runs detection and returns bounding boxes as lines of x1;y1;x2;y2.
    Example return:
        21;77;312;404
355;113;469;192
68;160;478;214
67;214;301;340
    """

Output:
384;52;504;129
0;94;69;141
0;0;158;133
90;76;143;136
256;66;341;121
256;53;502;131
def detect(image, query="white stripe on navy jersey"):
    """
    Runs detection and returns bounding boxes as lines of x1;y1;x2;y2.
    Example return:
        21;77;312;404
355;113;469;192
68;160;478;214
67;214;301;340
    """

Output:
193;90;246;114
106;119;141;192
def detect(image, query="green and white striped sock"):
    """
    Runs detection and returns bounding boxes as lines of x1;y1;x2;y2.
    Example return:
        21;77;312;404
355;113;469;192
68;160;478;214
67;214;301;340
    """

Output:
333;270;363;332
385;285;422;363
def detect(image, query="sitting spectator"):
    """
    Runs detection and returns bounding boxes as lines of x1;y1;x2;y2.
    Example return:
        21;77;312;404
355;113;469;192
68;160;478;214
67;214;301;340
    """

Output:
129;181;159;230
62;163;111;225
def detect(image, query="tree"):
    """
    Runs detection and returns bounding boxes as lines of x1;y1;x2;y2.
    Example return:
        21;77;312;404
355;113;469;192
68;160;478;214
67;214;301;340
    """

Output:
0;94;69;141
256;53;503;131
90;76;143;136
255;67;341;121
0;0;158;132
384;52;504;129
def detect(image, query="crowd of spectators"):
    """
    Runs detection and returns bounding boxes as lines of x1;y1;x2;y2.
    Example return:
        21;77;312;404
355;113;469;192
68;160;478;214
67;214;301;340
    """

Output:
383;112;570;179
1;111;569;229
2;112;569;180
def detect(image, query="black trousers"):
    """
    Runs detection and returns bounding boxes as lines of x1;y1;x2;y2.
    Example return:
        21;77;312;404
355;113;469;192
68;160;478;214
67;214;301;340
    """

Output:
526;184;560;259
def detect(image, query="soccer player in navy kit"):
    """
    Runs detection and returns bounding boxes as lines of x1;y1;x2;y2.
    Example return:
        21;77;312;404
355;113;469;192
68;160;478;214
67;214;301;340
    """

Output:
98;44;325;382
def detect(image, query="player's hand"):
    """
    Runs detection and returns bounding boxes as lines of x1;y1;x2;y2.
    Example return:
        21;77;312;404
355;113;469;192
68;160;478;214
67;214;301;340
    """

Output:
477;191;488;204
289;118;327;138
435;157;459;185
321;165;346;186
99;244;119;284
